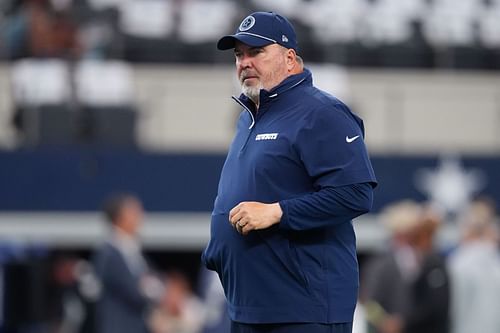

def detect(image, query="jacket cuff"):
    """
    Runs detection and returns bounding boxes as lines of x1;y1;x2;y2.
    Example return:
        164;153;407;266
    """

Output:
278;200;291;230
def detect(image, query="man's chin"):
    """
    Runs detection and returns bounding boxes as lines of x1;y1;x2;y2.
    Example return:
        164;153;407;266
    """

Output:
242;84;258;92
242;79;258;88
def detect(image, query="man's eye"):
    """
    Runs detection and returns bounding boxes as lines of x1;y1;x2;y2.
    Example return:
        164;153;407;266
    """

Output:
250;49;262;56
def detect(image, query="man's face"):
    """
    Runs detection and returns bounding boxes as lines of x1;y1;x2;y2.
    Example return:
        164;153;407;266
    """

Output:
117;198;144;236
234;42;289;100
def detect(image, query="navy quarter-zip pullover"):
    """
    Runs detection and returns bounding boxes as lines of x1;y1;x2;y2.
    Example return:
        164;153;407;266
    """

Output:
202;68;377;324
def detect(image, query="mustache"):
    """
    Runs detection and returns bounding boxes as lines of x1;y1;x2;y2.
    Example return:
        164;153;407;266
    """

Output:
239;71;259;83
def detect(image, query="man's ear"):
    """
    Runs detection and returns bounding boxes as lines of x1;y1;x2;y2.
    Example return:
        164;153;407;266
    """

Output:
286;49;297;71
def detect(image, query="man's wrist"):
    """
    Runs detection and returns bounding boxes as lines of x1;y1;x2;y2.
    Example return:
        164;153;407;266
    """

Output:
272;202;283;223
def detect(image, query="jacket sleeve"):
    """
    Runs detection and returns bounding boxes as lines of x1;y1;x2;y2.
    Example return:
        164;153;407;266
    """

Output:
279;182;373;231
293;102;377;189
277;101;377;231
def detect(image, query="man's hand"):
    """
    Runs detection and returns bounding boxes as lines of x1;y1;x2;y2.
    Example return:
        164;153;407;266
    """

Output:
229;201;283;235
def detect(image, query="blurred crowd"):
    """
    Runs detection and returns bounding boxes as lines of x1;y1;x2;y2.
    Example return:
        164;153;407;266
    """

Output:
0;0;499;67
0;193;230;333
361;197;500;333
1;195;499;333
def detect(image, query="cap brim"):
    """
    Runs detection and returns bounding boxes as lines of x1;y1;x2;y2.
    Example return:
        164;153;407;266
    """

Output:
217;34;274;50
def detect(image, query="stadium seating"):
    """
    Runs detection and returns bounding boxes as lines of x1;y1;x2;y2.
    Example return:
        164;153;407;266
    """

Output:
177;0;237;63
119;0;174;39
10;59;76;146
1;0;499;69
75;60;137;147
478;2;500;48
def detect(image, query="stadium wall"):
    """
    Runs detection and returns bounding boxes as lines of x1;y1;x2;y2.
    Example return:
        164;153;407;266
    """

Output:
0;64;499;153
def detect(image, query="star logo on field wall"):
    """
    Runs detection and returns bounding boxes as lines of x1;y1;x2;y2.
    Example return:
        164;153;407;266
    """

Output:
415;155;486;217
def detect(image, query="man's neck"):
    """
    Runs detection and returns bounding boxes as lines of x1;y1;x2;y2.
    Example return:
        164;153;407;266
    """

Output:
114;224;135;239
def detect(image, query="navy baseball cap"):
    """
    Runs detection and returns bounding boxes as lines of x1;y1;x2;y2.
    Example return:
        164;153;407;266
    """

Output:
217;12;298;51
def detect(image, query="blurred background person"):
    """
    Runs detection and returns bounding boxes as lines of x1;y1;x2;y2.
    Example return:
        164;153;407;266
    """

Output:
47;254;99;333
149;270;205;333
403;204;449;333
362;200;449;333
0;243;51;333
197;267;230;333
93;193;163;333
362;200;422;333
447;198;500;333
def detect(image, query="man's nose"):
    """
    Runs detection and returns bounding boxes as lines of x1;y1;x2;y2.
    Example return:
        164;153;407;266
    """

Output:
237;55;252;69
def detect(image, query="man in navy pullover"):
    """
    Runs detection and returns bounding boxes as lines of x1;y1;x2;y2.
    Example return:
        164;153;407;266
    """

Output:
202;11;377;333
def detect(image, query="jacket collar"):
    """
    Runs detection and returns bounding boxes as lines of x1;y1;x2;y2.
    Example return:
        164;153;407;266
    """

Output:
235;68;312;111
264;67;312;99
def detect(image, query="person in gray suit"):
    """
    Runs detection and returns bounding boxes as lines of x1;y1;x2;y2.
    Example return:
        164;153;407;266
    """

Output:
93;193;159;333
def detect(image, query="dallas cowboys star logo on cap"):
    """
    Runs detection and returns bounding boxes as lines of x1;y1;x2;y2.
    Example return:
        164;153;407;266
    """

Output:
239;16;255;31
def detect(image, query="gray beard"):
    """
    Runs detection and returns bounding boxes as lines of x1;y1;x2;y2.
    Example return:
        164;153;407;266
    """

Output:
242;83;262;105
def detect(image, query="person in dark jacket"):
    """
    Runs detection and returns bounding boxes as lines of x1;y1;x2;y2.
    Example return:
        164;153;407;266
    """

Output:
93;194;160;333
202;11;377;333
362;201;449;333
404;207;449;333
